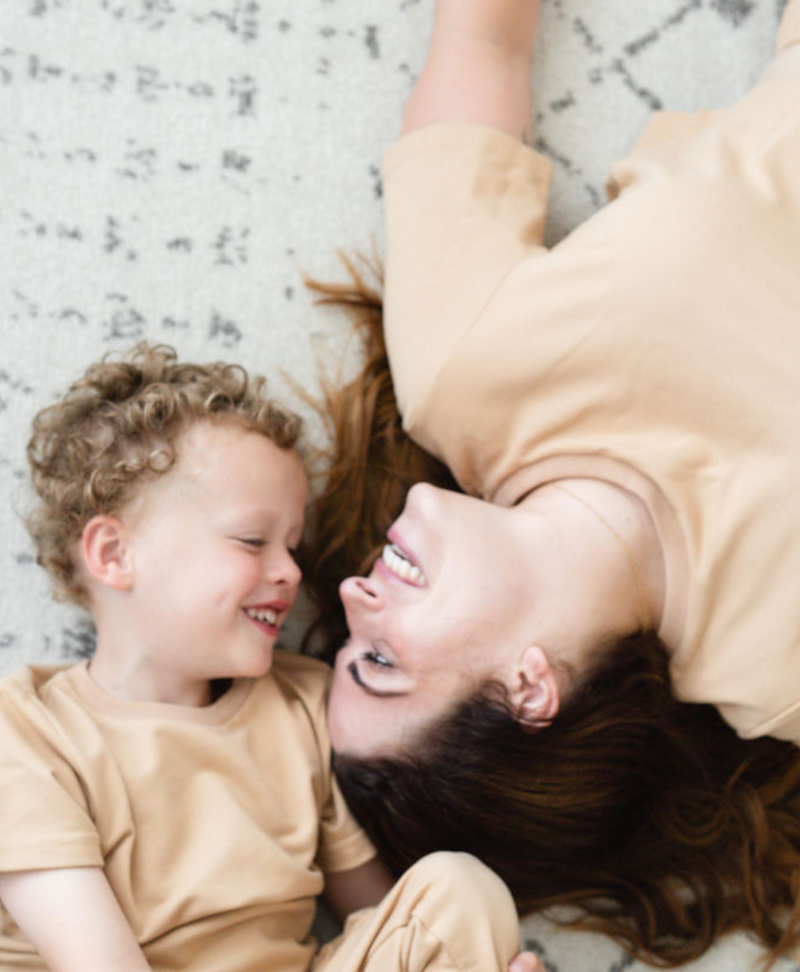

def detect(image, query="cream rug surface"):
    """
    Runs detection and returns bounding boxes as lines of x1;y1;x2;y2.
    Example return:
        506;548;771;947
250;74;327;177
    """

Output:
1;1;797;968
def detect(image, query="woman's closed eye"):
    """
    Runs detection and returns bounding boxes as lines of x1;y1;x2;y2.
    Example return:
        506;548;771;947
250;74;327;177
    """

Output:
361;648;393;670
347;648;406;698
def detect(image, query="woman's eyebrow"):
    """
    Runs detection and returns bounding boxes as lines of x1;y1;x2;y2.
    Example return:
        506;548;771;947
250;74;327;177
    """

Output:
347;662;404;699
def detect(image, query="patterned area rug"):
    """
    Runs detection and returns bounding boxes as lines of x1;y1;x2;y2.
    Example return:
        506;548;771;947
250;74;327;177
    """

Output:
0;1;797;968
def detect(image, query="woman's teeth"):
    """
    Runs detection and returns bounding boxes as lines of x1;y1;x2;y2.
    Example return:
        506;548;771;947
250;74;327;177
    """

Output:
246;607;278;625
381;543;427;585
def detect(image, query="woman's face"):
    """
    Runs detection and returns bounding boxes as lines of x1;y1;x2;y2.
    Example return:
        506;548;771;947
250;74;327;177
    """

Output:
327;483;544;757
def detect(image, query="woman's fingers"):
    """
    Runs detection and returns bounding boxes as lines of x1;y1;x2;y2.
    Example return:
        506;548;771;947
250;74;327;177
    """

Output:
508;950;545;972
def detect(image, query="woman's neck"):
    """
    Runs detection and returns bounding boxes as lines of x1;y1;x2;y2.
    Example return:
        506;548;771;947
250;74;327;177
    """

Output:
522;477;666;643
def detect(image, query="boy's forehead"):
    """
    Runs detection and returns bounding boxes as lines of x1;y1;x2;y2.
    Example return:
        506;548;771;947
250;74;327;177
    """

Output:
178;420;290;472
185;422;302;475
127;421;305;519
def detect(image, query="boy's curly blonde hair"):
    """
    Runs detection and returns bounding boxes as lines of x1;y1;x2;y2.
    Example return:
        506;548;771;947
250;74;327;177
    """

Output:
26;342;301;607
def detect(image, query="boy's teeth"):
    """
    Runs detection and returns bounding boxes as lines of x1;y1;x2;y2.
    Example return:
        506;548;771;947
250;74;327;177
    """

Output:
246;607;278;625
381;544;427;585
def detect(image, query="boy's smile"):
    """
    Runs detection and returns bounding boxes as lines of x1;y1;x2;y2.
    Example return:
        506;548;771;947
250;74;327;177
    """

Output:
244;601;292;638
86;420;307;707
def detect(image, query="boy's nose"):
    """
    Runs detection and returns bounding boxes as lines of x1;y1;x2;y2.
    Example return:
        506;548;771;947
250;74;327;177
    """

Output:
267;549;302;588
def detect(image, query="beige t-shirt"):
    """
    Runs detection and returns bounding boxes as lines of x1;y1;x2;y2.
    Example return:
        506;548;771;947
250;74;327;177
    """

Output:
383;67;800;740
0;651;375;971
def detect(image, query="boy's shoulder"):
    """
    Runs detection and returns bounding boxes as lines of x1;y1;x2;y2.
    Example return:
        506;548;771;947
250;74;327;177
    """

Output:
265;650;333;722
239;653;336;767
269;650;332;692
0;663;77;706
0;663;89;765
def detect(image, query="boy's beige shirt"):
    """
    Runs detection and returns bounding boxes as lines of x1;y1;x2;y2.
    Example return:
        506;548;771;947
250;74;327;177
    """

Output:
383;17;800;745
0;651;375;970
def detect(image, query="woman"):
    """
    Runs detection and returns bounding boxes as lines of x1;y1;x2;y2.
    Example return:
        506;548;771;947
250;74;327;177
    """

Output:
303;0;800;966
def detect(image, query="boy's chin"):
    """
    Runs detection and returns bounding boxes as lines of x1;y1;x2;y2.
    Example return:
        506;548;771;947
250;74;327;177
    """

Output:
239;644;276;679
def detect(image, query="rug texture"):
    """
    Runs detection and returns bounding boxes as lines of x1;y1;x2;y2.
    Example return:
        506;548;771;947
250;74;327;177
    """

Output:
0;1;797;968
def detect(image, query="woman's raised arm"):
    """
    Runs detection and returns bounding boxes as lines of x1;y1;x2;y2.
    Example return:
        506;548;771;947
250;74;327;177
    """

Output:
380;0;551;437
401;0;541;141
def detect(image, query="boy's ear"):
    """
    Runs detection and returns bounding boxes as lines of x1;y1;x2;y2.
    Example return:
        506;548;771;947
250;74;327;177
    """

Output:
508;645;560;728
81;515;134;591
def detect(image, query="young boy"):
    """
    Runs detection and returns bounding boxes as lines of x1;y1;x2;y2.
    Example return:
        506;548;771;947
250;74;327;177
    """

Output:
0;343;537;972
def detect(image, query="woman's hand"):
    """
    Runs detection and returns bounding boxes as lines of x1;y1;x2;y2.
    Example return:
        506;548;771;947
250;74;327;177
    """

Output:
323;856;395;924
509;950;546;972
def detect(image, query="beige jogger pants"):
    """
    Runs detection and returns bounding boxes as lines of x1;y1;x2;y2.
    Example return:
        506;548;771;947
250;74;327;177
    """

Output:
312;852;520;972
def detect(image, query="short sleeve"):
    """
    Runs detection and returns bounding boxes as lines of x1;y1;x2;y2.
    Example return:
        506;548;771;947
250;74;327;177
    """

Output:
383;122;552;432
270;653;377;875
0;674;102;872
317;774;376;875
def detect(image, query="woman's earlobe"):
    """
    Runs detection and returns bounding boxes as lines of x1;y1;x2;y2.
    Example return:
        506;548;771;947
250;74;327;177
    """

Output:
81;515;134;591
509;645;560;727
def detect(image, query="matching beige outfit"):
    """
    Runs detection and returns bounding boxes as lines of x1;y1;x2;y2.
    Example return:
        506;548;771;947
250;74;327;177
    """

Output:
7;6;800;968
0;651;519;970
383;3;800;744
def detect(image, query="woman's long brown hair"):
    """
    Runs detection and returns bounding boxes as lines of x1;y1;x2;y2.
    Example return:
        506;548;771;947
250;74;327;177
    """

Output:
300;254;457;660
302;259;800;968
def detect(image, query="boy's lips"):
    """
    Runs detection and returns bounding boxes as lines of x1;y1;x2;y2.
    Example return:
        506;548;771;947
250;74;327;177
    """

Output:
243;601;290;631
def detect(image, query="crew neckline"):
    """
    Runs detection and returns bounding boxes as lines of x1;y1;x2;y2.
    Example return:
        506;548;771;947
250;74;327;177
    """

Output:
64;661;254;725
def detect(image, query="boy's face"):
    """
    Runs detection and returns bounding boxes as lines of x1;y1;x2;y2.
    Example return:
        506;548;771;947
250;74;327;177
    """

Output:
110;421;307;700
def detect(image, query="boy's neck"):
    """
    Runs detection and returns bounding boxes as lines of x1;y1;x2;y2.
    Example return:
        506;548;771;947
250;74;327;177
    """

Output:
88;638;217;707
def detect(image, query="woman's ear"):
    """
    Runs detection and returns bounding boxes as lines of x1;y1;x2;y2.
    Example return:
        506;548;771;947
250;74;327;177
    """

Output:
81;515;134;591
509;645;560;727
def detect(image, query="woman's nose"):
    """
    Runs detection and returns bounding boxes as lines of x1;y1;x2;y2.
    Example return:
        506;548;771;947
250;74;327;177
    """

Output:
340;575;382;610
405;481;445;516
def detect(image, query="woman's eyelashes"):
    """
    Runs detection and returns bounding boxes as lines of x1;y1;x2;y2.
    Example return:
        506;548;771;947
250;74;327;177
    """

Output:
346;647;406;697
361;648;393;669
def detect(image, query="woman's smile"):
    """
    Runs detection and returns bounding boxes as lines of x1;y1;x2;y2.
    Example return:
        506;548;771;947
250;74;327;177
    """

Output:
378;541;428;586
